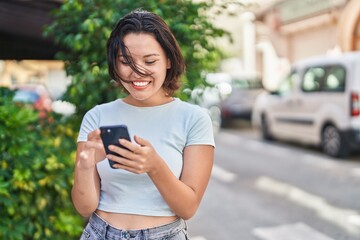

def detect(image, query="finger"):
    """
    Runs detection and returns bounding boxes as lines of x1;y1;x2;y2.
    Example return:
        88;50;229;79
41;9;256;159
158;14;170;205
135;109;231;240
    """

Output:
88;129;101;141
134;135;149;147
111;157;145;174
112;163;139;174
85;141;103;150
108;145;136;159
107;155;137;168
118;138;138;152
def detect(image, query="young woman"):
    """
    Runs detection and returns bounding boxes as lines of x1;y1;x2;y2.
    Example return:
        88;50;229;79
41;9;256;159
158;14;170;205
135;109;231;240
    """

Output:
73;9;215;240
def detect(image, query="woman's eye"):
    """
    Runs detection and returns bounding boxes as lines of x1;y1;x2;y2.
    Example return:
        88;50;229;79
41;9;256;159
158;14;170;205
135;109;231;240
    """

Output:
145;60;157;65
118;57;130;65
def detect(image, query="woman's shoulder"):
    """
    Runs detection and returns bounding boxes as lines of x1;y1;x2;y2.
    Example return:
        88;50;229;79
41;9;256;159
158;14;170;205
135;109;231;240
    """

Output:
174;98;199;109
81;100;122;122
87;99;122;112
174;98;208;115
173;98;211;124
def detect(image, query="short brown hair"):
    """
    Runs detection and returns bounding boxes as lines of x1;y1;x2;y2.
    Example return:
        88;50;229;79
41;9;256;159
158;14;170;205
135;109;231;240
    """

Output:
107;9;185;96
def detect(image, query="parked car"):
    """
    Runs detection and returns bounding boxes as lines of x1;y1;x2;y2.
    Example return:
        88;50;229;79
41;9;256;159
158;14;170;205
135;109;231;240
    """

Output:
220;76;264;127
192;73;264;130
252;51;360;158
12;84;53;117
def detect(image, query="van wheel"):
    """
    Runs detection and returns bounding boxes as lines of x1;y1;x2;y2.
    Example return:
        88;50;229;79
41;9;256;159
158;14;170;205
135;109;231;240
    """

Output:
261;114;273;140
321;125;349;158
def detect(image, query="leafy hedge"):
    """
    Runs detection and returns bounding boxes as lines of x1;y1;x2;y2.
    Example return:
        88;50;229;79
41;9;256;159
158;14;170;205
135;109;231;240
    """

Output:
0;88;83;239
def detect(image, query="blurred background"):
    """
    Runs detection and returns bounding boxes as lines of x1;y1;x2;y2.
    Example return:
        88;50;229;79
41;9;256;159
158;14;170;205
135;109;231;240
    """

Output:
0;0;360;239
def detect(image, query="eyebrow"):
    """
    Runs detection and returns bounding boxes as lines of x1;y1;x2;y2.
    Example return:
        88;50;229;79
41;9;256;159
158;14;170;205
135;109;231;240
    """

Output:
119;53;160;58
144;53;160;57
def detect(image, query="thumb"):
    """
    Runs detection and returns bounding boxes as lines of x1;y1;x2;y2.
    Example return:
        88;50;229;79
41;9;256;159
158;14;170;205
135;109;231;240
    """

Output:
134;135;149;146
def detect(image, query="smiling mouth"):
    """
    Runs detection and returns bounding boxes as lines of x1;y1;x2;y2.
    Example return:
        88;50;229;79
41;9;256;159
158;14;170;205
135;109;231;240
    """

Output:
132;81;150;87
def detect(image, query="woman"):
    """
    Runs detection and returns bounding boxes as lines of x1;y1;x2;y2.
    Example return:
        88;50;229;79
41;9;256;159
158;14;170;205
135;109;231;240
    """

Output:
73;9;215;240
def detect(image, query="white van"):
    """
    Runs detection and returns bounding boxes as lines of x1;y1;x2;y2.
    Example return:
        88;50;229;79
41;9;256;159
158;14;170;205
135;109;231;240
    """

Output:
252;51;360;158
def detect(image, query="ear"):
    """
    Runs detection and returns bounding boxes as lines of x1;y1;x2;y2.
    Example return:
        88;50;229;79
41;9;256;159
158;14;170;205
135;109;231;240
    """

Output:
167;58;171;69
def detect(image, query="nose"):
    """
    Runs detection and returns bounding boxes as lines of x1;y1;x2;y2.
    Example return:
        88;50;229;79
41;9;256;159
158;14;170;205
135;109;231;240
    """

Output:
131;68;142;78
130;64;150;79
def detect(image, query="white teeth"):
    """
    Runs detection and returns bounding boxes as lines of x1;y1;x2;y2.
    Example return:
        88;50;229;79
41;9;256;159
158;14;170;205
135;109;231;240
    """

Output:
132;81;149;87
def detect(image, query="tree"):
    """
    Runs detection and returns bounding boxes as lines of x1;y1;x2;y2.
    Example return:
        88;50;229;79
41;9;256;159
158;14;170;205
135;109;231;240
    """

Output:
45;0;239;128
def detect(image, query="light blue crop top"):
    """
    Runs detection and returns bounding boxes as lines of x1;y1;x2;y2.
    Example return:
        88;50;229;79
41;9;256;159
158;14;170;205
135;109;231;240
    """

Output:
77;98;215;216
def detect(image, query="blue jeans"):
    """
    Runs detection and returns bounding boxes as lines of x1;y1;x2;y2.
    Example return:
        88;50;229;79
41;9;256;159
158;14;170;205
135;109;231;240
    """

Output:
80;213;189;240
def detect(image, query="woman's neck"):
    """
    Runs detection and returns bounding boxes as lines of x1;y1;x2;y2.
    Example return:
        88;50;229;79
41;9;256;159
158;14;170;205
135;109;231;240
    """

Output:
123;95;174;107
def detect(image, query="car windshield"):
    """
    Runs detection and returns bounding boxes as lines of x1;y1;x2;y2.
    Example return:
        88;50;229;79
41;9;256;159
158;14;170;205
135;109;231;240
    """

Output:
276;71;298;95
13;90;39;103
231;78;263;89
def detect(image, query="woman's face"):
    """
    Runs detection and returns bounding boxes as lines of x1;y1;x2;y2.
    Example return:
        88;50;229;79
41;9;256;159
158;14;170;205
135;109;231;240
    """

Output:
117;33;171;106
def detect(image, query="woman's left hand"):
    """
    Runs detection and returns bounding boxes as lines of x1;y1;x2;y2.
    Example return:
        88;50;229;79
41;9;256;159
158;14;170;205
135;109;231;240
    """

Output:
107;135;160;174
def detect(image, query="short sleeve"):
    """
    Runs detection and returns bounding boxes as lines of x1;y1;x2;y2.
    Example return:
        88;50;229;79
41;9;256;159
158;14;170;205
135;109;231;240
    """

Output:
77;106;100;142
186;108;215;147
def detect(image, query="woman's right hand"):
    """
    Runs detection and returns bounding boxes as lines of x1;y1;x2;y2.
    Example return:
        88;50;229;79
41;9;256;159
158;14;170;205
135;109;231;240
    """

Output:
77;129;106;169
73;129;103;217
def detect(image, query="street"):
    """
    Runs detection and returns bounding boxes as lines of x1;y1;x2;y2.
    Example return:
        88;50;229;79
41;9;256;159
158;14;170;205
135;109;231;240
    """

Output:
187;123;360;240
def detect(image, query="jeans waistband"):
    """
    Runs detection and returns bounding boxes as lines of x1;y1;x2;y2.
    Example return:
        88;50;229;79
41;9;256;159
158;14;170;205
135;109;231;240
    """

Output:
89;212;186;239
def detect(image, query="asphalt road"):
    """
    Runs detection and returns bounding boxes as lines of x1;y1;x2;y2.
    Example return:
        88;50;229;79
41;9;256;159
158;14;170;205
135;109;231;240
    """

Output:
187;124;360;240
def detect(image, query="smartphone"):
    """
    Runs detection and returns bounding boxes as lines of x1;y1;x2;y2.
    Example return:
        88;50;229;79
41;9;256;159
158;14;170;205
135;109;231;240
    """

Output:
100;124;131;169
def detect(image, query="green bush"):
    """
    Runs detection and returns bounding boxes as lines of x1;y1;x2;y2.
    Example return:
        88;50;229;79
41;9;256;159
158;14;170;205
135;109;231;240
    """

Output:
0;88;83;239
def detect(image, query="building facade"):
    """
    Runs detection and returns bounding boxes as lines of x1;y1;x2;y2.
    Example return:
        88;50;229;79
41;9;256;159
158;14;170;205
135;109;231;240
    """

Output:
254;0;360;88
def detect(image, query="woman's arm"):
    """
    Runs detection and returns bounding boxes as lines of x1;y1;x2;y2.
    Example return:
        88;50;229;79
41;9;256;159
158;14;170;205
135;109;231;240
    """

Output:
71;130;104;217
150;145;214;220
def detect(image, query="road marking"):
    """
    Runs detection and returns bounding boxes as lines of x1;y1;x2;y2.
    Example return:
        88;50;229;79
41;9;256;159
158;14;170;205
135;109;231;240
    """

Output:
211;164;237;182
255;176;360;235
190;237;207;240
253;222;335;240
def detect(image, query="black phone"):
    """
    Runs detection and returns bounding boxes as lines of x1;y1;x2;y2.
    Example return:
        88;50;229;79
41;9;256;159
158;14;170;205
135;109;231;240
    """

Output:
100;124;131;169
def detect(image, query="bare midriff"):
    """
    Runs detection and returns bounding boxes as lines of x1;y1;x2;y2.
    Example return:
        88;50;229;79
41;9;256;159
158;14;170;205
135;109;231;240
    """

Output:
95;209;178;230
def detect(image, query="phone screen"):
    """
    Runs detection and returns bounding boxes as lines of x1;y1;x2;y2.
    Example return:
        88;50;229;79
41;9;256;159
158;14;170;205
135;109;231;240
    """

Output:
100;125;131;168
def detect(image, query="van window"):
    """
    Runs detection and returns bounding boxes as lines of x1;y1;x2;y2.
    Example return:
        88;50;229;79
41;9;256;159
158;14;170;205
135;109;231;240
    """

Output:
323;66;346;92
302;67;325;92
302;65;346;92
